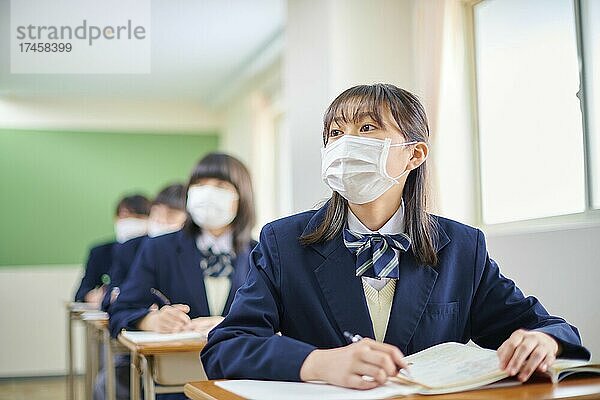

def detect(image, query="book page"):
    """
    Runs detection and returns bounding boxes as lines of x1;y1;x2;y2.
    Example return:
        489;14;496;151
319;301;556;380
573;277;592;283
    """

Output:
120;330;205;343
216;380;420;400
403;342;507;390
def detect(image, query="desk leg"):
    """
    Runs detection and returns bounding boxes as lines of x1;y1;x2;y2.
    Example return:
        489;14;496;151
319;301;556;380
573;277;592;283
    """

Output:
84;323;93;400
140;355;155;400
66;310;75;400
130;351;141;400
104;329;116;400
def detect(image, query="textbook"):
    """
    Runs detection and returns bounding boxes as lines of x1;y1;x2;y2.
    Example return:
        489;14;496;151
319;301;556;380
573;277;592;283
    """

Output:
215;342;598;399
120;330;206;343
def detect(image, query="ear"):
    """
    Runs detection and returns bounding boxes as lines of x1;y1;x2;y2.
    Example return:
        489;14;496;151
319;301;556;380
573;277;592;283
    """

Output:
407;142;429;170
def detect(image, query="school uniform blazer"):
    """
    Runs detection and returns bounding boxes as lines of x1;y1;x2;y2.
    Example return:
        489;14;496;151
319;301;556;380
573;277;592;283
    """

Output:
100;235;147;311
108;229;255;338
74;241;116;301
201;202;591;381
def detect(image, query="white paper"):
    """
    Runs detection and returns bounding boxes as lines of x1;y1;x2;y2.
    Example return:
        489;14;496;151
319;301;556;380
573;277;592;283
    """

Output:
216;380;419;400
120;330;205;343
80;311;109;320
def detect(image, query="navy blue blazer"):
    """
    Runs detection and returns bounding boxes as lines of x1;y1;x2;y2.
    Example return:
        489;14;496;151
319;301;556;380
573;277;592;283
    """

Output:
74;241;116;302
201;203;590;381
100;235;147;311
108;229;255;338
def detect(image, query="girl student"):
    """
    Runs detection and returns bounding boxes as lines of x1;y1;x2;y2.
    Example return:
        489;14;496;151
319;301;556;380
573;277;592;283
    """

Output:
109;153;257;338
147;183;188;238
201;84;590;389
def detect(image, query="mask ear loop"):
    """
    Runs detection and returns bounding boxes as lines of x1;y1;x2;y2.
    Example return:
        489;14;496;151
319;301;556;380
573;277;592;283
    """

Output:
387;141;421;182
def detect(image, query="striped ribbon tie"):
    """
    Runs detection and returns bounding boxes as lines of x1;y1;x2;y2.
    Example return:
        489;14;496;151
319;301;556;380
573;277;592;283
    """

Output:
343;229;411;279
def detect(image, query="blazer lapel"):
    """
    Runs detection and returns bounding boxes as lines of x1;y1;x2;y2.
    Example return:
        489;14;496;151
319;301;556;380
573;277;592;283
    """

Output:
383;223;451;353
177;233;211;316
314;241;375;343
221;246;251;316
383;251;438;353
306;203;375;343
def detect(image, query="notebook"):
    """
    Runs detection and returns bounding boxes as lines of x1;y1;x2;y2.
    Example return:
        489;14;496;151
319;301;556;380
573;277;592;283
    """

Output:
120;330;206;343
215;342;597;399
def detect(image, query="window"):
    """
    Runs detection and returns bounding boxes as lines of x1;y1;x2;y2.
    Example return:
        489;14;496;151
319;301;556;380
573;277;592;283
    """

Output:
581;0;600;209
473;0;599;225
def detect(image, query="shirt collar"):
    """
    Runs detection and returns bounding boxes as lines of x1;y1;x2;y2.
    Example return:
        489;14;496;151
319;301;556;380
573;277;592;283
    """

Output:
346;199;405;235
195;229;234;254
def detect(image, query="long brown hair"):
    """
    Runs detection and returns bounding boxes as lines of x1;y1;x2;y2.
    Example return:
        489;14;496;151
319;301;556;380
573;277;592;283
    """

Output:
300;83;439;266
184;153;256;254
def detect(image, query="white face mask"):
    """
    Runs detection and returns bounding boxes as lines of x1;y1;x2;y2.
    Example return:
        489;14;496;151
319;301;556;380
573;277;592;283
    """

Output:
321;135;419;204
147;221;181;238
186;185;238;230
114;218;148;243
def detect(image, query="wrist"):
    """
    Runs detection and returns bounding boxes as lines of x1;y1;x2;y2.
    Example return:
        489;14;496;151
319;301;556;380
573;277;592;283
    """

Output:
138;310;157;331
300;349;326;382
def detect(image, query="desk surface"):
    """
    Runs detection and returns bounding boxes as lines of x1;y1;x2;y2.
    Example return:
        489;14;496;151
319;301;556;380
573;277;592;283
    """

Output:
184;377;600;400
117;334;207;355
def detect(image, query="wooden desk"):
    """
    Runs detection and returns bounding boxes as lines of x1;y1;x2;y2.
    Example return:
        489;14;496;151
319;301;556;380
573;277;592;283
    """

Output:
118;333;207;400
184;377;600;400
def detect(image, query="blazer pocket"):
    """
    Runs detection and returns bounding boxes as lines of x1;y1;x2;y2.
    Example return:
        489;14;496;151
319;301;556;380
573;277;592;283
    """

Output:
413;301;461;350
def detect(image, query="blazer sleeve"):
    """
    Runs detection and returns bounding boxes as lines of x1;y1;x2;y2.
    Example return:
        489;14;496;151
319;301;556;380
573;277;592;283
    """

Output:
201;223;317;381
470;229;590;360
107;241;158;338
74;246;104;302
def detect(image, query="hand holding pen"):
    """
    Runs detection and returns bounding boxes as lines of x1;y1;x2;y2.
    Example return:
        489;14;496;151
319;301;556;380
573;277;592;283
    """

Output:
138;288;192;333
299;329;411;390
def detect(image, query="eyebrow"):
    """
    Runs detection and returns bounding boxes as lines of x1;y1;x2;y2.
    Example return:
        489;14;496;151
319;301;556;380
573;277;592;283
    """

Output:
331;112;379;129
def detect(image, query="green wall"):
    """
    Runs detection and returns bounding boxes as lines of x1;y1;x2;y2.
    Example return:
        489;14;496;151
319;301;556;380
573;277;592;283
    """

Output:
0;129;219;266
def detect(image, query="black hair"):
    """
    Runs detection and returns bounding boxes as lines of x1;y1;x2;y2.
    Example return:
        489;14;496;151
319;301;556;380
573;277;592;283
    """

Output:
115;194;151;217
154;183;186;211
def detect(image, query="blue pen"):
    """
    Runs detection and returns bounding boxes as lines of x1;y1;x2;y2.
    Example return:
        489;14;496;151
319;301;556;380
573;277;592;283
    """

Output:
150;288;171;306
343;330;413;379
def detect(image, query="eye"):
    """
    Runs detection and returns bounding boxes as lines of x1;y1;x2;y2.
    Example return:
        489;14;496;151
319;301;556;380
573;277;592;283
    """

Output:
328;129;344;138
360;124;377;132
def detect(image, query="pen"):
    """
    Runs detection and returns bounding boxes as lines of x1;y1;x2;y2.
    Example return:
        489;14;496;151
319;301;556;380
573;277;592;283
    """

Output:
343;330;413;379
150;287;171;306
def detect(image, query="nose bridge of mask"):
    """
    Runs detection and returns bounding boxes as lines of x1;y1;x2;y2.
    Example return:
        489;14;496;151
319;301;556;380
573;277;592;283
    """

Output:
321;135;385;172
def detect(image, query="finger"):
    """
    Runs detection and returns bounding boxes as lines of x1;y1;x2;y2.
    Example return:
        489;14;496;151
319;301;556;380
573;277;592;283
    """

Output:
172;304;191;313
362;339;408;369
360;350;397;377
162;306;192;324
498;331;525;368
346;375;380;390
518;345;546;382
506;337;537;375
536;352;556;373
353;364;388;385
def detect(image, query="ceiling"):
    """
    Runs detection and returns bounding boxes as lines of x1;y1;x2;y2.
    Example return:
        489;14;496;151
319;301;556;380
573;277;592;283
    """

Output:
0;0;285;105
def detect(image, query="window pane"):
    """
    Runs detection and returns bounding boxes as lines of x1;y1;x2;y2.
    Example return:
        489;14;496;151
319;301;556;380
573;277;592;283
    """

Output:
582;0;600;209
474;0;585;224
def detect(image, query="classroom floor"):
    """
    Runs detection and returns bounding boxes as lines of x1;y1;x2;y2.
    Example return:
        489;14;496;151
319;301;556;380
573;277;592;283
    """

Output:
0;375;84;400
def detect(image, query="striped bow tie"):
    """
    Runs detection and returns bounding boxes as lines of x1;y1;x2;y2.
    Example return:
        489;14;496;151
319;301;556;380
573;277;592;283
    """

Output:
199;247;235;278
343;229;411;279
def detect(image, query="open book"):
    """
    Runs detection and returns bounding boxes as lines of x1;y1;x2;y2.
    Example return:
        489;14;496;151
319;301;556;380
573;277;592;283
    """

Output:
215;342;597;399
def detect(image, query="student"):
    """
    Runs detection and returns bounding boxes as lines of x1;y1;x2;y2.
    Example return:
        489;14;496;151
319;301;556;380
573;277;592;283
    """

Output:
201;84;590;389
109;154;256;336
74;194;150;308
147;183;188;238
100;194;151;311
105;154;256;400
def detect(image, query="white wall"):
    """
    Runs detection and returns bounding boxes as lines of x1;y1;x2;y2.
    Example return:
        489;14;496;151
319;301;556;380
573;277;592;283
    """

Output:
485;226;600;360
0;266;86;377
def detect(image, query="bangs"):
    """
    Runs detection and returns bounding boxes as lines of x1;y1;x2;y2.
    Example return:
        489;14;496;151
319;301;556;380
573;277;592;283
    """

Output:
189;153;236;189
323;85;389;144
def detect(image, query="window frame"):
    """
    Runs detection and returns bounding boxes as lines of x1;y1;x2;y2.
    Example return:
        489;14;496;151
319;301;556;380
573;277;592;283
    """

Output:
467;0;600;234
